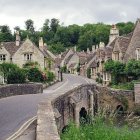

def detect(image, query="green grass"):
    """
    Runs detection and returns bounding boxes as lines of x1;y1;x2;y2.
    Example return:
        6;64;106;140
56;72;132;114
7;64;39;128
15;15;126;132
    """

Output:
61;121;140;140
111;80;140;90
111;82;134;90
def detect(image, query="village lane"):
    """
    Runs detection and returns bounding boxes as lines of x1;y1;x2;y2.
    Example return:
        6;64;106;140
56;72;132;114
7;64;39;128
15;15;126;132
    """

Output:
0;74;95;140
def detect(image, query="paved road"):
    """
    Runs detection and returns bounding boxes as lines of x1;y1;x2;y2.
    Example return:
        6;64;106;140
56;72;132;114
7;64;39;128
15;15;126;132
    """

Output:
0;74;95;140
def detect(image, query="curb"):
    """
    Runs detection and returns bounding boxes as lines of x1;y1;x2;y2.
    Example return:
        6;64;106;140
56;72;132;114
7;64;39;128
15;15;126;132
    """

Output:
6;116;37;140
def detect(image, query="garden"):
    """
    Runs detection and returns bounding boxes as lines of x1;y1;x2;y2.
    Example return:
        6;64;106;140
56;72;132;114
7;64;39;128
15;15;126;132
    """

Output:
0;62;55;84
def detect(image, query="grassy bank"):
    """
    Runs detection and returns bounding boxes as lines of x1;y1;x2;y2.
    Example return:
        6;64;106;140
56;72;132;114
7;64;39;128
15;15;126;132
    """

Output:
61;111;140;140
61;121;140;140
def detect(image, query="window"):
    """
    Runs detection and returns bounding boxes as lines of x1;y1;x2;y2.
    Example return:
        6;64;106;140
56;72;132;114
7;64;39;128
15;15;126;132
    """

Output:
24;53;32;61
114;52;119;61
0;55;6;62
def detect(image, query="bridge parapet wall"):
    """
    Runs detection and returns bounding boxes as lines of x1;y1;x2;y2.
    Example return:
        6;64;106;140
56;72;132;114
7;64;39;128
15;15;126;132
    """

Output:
0;83;43;98
36;84;134;140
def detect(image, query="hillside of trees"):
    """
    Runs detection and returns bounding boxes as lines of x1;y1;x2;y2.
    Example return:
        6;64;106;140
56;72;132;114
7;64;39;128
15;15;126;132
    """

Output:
0;19;134;54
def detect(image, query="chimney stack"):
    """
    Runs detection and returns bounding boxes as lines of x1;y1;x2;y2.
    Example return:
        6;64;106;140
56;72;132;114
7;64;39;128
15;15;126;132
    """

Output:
99;42;105;48
74;46;77;52
92;45;95;53
39;37;44;51
16;31;20;46
87;48;90;54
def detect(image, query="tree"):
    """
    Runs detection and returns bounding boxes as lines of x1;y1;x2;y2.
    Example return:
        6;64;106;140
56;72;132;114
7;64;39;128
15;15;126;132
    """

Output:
0;25;13;42
48;42;65;54
125;59;140;79
116;22;134;36
50;18;59;33
104;60;125;84
68;24;80;46
14;26;20;31
42;19;50;33
25;19;35;33
78;31;94;51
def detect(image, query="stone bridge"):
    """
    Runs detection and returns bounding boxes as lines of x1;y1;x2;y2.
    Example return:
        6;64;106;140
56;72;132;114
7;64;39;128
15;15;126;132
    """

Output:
37;83;134;140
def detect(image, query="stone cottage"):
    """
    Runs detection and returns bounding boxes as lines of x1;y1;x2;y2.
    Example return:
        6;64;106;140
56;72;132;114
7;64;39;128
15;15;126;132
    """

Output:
90;19;140;85
0;31;56;71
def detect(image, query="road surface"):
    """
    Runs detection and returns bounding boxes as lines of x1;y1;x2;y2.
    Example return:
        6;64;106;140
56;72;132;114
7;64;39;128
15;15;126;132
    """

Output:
0;74;95;140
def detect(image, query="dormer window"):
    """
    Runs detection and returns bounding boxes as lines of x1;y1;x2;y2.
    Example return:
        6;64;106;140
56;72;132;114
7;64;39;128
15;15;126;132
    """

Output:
136;49;140;60
0;54;6;62
24;53;32;61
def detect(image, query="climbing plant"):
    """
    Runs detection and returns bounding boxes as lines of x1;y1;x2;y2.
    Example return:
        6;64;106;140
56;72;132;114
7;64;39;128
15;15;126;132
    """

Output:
104;60;125;84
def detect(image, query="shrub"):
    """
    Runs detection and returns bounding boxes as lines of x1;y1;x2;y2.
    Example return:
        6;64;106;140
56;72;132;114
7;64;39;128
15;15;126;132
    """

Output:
104;60;125;84
23;61;39;69
125;59;140;79
7;68;26;84
61;65;67;73
27;67;45;82
0;63;19;80
47;71;55;82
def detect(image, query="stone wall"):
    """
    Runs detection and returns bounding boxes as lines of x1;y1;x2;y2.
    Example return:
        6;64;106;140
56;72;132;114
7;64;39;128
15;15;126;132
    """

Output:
36;83;134;140
0;83;43;98
134;83;140;104
96;85;134;111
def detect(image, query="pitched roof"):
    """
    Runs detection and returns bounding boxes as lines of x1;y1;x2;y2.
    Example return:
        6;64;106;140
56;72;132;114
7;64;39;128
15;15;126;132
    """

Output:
76;51;87;57
89;61;97;68
61;50;69;59
68;63;77;68
0;39;56;61
55;58;62;67
79;56;87;65
43;47;56;60
124;19;140;61
86;52;96;62
105;47;113;58
117;36;131;53
65;54;74;64
1;42;23;56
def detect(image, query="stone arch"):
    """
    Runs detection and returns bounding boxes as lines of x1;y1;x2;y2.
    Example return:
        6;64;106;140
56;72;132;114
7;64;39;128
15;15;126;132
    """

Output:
116;105;124;113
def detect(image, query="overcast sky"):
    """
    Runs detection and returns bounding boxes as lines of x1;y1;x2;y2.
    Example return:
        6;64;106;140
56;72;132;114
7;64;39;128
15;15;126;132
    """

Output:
0;0;140;30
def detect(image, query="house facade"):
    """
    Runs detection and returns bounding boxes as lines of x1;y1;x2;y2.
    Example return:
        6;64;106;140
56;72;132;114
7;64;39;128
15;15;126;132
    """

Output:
88;19;140;85
0;31;56;71
59;19;140;86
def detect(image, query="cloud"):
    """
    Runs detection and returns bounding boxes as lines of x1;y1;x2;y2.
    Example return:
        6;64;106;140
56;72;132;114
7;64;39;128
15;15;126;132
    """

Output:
0;0;140;30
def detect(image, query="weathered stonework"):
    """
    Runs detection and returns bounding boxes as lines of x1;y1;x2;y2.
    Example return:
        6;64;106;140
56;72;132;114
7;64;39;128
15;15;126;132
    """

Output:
12;39;45;69
134;83;140;104
36;83;135;140
0;83;43;98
